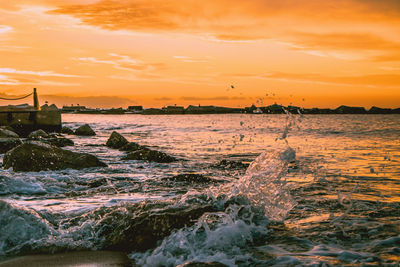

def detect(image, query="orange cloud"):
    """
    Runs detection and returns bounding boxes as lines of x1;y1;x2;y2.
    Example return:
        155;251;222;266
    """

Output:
48;0;400;62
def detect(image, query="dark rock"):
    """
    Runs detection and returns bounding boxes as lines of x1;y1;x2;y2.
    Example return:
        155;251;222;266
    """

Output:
177;262;228;267
0;127;19;138
215;159;249;169
27;130;74;147
106;131;129;149
27;129;50;139
0;126;16;133
0;138;22;153
97;202;215;252
122;148;176;163
88;178;108;188
45;137;74;147
119;142;143;152
3;142;106;172
61;126;74;134
75;124;96;136
166;174;218;184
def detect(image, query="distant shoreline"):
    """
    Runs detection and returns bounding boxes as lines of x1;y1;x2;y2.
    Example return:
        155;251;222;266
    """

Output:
61;104;400;115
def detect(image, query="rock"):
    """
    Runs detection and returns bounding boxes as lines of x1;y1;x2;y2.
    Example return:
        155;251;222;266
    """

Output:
75;124;96;136
3;142;107;172
45;137;74;147
97;202;215;252
106;131;129;149
27;129;74;147
177;262;228;267
88;178;108;188
61;126;74;135
166;174;218;184
0;126;16;133
0;138;22;153
0;127;19;138
215;159;249;169
119;142;143;152
27;129;50;139
122;148;176;163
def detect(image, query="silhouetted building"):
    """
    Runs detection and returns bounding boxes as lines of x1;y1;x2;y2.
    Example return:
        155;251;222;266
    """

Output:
128;106;143;111
162;105;184;114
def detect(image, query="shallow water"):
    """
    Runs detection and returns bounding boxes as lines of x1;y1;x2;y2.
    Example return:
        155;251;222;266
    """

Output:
0;114;399;266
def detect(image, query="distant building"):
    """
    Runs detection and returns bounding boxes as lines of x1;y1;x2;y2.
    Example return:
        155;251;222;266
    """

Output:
162;105;184;114
142;108;164;115
62;105;86;113
185;105;243;114
128;106;143;111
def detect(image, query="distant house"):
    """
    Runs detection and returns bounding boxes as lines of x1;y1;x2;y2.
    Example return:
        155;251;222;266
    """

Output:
186;105;242;114
128;106;143;111
162;105;184;114
142;108;164;115
62;105;86;113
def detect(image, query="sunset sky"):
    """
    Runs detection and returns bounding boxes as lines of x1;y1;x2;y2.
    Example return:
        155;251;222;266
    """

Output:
0;0;399;108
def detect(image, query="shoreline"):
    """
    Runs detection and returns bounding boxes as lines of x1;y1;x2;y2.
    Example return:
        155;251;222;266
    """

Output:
0;251;131;267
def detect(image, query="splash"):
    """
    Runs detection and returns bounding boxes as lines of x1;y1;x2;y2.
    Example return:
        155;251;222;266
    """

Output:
230;146;297;221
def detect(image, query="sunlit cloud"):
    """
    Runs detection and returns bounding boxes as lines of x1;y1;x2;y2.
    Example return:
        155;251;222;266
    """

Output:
0;68;86;78
50;0;400;61
0;25;12;34
75;54;163;72
227;72;400;88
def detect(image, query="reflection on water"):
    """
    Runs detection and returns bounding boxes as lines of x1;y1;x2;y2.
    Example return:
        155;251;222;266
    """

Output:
0;114;399;266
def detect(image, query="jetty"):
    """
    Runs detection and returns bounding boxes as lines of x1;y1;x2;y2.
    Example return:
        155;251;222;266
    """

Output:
0;88;61;136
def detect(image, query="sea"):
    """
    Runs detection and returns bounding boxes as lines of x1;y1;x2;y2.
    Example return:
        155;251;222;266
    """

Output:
0;113;399;266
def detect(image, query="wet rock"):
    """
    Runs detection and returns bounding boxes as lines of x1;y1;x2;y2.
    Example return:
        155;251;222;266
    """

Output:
76;178;108;188
45;137;74;147
0;126;16;133
3;142;106;172
61;126;74;135
106;131;129;149
27;129;50;139
0;127;19;138
75;124;96;136
27;130;74;147
215;159;249;169
177;262;228;267
0;138;22;153
97;202;215;252
88;178;108;188
122;148;176;163
166;174;218;184
119;142;143;152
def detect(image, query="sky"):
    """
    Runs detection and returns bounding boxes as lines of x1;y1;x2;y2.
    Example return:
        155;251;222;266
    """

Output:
0;0;399;108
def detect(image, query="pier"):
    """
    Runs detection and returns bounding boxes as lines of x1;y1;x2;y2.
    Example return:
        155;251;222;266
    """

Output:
0;88;61;136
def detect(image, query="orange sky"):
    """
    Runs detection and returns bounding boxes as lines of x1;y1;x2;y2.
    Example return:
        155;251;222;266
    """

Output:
0;0;399;108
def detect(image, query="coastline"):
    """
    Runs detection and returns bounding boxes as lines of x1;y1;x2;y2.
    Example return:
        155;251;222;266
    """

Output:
0;251;131;267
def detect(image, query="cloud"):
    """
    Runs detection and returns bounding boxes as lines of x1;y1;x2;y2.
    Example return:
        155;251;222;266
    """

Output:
75;53;163;72
0;73;80;86
49;0;400;61
0;68;86;77
238;72;400;88
154;97;172;101
41;94;135;108
0;25;13;34
173;55;209;63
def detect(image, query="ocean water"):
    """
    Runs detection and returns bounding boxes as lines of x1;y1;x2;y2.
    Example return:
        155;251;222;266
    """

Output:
0;114;399;266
